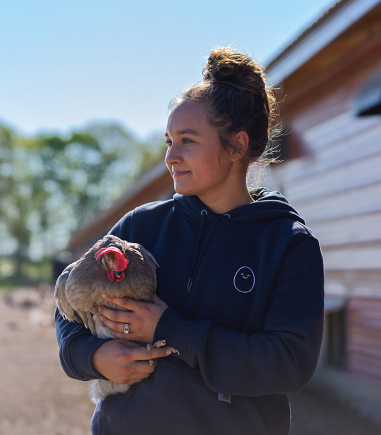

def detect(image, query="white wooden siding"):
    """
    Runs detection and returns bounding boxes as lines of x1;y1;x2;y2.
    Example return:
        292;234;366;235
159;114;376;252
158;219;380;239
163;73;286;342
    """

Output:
322;245;381;270
293;182;381;223
311;212;381;246
324;271;381;297
285;152;381;201
270;83;381;298
296;112;380;153
272;119;381;183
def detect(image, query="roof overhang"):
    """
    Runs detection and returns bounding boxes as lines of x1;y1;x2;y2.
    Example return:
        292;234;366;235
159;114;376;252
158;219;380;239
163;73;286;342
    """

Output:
267;0;381;85
353;67;381;116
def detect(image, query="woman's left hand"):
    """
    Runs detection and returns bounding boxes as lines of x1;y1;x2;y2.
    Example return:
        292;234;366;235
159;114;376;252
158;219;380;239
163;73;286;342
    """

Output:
99;294;168;344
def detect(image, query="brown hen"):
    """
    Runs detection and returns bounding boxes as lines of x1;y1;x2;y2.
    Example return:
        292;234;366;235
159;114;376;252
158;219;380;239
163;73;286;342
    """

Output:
55;234;158;334
54;234;174;403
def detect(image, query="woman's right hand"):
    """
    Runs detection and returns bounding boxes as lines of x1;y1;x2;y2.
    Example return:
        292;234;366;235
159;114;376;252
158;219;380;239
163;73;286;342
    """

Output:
92;339;171;385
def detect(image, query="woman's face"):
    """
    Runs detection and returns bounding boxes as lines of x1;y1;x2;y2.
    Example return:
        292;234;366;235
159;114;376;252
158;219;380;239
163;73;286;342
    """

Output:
165;100;235;202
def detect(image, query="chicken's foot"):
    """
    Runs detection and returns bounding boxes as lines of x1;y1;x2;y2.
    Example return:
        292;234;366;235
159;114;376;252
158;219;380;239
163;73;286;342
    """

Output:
147;339;180;365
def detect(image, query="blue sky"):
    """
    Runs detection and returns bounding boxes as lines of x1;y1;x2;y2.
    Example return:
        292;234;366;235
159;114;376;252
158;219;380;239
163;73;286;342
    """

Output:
0;0;336;139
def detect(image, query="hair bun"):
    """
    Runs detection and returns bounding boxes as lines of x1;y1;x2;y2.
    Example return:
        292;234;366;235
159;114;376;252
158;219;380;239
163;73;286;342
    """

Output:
170;46;279;166
203;47;265;92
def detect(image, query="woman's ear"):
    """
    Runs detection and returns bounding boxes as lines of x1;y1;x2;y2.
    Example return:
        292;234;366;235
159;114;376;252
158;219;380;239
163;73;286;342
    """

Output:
230;131;249;161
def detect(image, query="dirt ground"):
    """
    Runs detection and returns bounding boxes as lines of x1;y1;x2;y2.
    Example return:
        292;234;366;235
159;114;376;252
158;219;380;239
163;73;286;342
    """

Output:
0;288;94;435
1;288;381;435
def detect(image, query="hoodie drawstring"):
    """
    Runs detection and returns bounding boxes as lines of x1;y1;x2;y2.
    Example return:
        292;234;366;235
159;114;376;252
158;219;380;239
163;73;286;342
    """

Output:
187;210;230;292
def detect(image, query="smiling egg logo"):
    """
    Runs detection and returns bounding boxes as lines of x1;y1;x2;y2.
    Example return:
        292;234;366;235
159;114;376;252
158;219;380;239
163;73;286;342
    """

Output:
233;266;255;293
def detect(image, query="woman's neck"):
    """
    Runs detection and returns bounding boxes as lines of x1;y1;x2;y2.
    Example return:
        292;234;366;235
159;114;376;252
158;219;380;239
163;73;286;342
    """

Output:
198;185;254;214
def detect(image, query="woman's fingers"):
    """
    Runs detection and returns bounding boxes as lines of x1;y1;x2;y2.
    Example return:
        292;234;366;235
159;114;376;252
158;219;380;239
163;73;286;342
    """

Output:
131;345;172;362
98;306;139;338
107;328;138;340
99;315;131;335
118;345;172;384
92;339;171;385
152;293;168;308
99;294;168;343
118;340;142;349
99;305;132;323
102;295;143;311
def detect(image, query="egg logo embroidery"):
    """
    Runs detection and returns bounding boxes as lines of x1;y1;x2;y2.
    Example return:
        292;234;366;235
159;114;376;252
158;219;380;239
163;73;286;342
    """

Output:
233;266;255;293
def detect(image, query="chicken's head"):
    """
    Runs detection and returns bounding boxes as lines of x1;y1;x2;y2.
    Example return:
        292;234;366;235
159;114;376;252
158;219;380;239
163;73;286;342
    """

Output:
94;247;129;282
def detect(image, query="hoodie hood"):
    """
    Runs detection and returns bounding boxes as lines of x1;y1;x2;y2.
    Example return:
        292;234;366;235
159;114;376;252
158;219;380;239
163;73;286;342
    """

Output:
173;187;305;226
174;188;306;292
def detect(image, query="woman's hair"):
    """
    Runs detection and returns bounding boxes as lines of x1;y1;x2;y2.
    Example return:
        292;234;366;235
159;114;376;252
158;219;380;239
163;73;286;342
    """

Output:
169;47;279;165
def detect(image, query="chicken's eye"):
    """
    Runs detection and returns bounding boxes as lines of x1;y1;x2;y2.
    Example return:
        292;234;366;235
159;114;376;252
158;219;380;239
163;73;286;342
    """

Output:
104;254;113;266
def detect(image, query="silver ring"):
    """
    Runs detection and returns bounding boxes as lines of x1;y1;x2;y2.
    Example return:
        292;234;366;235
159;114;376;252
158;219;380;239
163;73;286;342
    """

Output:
123;323;130;335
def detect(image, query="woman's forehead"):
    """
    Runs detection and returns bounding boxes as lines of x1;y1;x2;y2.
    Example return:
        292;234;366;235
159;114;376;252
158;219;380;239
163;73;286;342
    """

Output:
166;100;208;135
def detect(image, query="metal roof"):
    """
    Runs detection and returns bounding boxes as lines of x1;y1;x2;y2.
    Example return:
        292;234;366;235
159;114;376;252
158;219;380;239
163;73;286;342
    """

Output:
266;0;381;84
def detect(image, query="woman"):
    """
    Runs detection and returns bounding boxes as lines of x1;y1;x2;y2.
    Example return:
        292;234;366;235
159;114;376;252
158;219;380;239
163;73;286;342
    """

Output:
56;47;324;435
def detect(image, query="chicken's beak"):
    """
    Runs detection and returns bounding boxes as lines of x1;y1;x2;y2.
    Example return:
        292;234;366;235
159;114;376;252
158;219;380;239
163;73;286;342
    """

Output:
113;268;122;278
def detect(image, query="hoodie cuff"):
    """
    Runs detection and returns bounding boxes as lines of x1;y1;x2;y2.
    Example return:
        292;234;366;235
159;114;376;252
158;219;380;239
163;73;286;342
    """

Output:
66;334;110;381
153;307;210;366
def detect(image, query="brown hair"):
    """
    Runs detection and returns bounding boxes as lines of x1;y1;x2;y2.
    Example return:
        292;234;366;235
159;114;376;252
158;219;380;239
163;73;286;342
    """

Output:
169;47;279;165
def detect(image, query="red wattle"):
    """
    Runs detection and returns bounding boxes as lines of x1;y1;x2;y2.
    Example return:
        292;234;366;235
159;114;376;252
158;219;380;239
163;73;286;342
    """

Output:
107;269;115;281
116;271;125;282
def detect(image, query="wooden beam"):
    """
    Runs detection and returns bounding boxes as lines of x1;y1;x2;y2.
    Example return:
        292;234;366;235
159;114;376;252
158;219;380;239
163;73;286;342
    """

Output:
280;27;381;116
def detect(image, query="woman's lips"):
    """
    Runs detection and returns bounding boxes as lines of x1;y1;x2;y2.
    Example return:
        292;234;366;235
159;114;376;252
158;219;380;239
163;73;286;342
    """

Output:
173;171;190;177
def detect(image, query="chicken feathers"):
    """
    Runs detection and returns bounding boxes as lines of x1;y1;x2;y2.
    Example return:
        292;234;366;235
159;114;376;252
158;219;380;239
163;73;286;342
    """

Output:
54;234;160;402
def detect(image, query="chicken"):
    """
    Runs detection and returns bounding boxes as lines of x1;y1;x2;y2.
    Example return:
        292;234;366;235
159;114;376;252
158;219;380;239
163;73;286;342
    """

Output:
54;234;176;403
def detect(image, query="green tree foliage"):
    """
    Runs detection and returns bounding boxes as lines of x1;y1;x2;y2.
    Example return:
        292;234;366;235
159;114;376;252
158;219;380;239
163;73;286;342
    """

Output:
0;122;165;278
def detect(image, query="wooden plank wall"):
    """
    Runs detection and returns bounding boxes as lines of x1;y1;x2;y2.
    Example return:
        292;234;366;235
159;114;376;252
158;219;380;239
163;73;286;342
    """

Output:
269;69;381;298
265;49;381;381
346;298;381;383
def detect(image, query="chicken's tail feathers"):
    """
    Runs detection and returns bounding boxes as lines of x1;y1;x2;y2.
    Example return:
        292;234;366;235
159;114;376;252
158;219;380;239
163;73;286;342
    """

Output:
54;269;82;323
55;298;82;323
139;245;159;269
138;245;159;293
81;310;97;336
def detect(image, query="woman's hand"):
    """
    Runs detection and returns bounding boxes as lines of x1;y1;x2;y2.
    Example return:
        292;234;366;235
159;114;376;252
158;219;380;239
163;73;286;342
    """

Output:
99;294;168;344
92;339;171;384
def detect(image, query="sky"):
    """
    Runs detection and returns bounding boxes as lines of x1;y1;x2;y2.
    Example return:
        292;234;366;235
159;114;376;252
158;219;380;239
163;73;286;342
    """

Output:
0;0;337;139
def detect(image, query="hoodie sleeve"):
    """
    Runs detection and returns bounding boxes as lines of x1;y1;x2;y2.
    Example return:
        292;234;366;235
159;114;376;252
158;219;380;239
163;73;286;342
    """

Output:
54;211;134;381
153;237;324;397
55;308;109;380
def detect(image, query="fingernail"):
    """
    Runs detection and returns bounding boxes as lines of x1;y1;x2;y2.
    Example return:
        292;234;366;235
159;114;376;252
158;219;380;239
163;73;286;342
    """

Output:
98;306;101;311
102;294;107;298
166;349;171;355
100;316;103;321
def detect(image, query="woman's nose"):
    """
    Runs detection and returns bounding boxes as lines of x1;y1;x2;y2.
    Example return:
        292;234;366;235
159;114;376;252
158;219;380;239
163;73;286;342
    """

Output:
165;144;183;166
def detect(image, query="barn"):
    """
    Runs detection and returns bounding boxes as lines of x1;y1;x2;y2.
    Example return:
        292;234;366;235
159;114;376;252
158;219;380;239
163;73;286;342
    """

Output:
265;0;381;383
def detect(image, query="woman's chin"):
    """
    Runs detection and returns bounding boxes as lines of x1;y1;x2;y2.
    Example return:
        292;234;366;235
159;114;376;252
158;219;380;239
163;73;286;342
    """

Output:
174;184;196;196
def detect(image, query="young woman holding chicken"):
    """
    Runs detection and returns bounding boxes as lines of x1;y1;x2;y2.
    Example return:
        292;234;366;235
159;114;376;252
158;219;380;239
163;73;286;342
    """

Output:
56;47;324;435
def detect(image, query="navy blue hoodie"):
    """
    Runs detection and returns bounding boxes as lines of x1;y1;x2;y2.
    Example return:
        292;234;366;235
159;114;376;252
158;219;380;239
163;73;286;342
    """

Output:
55;188;324;435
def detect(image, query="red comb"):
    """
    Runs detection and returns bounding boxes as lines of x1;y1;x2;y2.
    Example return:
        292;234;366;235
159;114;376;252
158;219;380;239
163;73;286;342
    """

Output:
94;247;128;271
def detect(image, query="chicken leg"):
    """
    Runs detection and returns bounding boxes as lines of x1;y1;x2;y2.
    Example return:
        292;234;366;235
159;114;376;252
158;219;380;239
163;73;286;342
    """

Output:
147;340;179;365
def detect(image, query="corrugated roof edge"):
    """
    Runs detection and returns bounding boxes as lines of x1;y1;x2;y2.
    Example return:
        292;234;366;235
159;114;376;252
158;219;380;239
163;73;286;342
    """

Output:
265;0;381;85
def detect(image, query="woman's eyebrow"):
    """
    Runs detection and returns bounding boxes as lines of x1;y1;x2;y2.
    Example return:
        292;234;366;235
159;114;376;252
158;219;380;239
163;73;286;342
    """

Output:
165;128;199;137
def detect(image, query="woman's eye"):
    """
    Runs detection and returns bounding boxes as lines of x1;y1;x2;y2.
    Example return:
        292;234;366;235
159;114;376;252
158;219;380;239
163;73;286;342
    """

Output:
165;140;172;147
182;138;192;144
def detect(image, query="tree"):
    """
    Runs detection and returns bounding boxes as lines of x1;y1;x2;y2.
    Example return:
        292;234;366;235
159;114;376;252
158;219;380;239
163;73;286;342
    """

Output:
0;121;165;280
